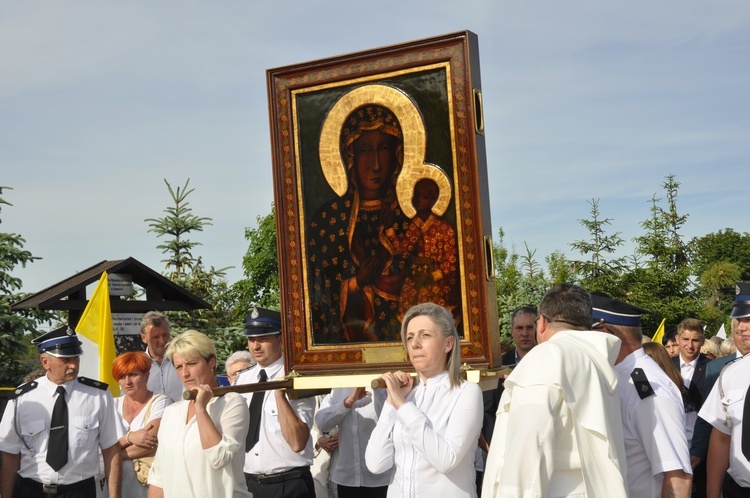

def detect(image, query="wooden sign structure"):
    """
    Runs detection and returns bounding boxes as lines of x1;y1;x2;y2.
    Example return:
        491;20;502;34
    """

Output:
267;30;501;375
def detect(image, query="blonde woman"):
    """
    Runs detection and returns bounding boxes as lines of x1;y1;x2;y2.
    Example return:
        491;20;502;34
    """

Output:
148;330;251;498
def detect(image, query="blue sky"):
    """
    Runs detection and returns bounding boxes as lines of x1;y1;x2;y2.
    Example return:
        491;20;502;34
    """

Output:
3;1;749;295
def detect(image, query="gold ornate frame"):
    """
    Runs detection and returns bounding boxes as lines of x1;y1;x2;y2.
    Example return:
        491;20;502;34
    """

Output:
267;31;501;374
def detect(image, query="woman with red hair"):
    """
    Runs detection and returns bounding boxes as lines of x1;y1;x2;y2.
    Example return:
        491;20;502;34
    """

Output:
113;351;171;498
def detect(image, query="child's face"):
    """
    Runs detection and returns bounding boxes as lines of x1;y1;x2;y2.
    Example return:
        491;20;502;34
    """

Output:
412;180;439;212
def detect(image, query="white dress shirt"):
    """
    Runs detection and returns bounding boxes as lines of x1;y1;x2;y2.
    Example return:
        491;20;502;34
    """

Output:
0;375;119;486
366;371;483;498
145;349;184;403
616;348;692;497
698;354;750;486
315;387;393;488
680;357;698;388
148;392;251;498
237;355;315;474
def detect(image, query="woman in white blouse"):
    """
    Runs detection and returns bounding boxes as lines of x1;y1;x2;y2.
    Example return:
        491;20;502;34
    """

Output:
365;302;484;497
147;330;251;498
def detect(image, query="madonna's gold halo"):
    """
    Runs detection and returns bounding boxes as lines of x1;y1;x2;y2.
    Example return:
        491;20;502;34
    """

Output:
318;83;451;218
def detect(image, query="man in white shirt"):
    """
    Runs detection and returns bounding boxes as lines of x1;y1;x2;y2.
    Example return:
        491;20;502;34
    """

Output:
698;282;750;498
0;326;122;498
482;284;628;498
315;387;392;497
236;307;316;498
592;293;692;498
140;311;183;402
691;316;750;480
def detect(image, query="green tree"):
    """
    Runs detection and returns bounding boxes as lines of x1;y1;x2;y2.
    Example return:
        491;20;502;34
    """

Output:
662;175;691;271
144;179;233;334
232;206;280;314
492;229;548;344
545;250;576;285
626;175;697;334
692;229;750;282
569;199;627;296
695;261;742;333
145;179;214;280
1;186;59;385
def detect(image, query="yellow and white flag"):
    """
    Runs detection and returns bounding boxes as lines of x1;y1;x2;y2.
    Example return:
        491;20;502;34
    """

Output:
77;271;119;396
651;318;667;344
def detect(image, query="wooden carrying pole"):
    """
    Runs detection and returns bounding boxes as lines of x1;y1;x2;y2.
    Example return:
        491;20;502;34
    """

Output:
183;364;511;400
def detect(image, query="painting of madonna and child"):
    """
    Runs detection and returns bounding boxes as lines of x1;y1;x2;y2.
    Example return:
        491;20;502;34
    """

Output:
268;32;499;370
297;74;463;347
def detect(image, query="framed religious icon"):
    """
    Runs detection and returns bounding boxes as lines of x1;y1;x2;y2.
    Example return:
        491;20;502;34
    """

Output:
267;30;501;375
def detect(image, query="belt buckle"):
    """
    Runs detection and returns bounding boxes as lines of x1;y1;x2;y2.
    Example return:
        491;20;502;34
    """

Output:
43;484;58;494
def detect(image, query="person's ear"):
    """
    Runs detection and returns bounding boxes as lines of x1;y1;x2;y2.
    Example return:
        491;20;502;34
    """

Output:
445;335;455;354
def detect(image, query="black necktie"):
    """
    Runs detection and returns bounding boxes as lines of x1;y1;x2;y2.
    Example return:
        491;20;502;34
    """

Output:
245;369;267;451
742;382;750;460
47;386;69;471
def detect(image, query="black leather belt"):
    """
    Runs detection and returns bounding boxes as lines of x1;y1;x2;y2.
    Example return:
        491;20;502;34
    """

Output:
245;466;310;484
20;476;95;495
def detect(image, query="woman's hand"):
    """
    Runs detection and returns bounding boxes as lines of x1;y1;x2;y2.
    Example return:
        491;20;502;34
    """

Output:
316;432;339;454
380;371;414;409
129;423;157;449
194;384;213;412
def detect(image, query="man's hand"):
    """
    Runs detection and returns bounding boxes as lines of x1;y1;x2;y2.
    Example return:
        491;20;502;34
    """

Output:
344;387;368;409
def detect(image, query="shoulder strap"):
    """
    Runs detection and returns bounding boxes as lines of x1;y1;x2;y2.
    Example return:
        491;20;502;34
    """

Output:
11;380;39;399
78;377;109;390
631;368;655;400
143;394;164;422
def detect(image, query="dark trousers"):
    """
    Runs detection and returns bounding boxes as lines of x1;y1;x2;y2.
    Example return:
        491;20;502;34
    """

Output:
245;467;315;498
14;476;96;498
724;474;750;498
691;459;707;498
337;483;388;498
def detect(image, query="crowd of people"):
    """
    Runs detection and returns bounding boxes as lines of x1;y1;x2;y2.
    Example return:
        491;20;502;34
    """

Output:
2;283;750;498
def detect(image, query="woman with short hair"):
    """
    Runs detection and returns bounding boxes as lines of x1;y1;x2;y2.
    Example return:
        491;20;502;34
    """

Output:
147;330;251;498
113;351;170;498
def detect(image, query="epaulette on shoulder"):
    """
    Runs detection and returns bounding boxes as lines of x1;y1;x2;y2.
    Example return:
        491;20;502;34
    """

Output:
631;368;655;400
11;380;39;399
78;377;109;391
235;365;254;377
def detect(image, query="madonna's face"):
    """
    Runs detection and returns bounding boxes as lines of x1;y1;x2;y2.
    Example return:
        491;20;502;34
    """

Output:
352;130;399;200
